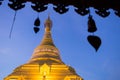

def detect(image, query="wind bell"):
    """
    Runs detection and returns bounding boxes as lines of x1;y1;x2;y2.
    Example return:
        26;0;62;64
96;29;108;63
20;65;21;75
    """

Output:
33;17;40;33
87;13;101;52
88;15;97;33
31;1;48;34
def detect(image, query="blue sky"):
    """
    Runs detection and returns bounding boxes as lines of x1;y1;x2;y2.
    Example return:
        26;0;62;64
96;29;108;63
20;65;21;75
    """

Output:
0;1;120;80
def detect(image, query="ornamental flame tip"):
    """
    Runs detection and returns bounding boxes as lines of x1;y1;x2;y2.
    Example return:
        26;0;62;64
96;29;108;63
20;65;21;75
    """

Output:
44;15;52;30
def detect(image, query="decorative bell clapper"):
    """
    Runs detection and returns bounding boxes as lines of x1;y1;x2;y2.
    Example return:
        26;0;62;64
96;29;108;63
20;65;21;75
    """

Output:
33;27;40;33
88;15;97;33
87;35;101;52
33;17;40;33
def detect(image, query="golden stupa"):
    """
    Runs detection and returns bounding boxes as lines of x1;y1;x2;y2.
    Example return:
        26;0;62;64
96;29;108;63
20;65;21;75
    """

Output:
4;16;83;80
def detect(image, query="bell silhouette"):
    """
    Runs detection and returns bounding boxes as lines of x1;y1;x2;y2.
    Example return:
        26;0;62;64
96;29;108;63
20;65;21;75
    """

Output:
87;35;101;52
34;17;40;26
88;15;97;33
33;27;40;33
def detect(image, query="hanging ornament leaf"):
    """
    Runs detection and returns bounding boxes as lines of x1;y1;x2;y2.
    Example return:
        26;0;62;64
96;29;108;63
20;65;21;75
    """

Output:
33;27;40;33
34;17;40;26
88;15;97;33
87;35;101;52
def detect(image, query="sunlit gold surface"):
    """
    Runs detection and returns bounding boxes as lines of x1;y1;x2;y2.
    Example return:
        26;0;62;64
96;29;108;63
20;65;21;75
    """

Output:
4;17;83;80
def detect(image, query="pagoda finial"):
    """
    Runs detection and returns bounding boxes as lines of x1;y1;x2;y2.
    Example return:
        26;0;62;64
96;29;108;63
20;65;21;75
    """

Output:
44;15;52;32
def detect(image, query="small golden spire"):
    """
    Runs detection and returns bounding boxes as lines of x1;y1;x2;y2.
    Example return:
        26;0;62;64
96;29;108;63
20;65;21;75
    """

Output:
40;16;54;46
44;15;52;32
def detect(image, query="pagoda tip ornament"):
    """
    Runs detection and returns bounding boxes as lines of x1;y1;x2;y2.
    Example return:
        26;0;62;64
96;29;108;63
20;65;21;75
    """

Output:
44;15;52;29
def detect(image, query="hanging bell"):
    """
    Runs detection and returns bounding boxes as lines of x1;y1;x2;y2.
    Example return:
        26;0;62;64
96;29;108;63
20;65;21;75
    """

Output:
34;17;40;26
33;27;40;33
88;15;97;33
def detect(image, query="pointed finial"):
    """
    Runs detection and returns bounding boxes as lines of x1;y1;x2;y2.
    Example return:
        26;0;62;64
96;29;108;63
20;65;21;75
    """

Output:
48;13;50;19
44;15;52;32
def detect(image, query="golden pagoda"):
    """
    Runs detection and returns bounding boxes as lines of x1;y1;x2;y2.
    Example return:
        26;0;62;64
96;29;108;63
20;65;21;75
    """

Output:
4;16;83;80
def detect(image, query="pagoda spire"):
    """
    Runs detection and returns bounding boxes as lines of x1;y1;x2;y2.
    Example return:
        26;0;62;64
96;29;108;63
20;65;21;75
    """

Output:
40;15;54;46
28;16;63;64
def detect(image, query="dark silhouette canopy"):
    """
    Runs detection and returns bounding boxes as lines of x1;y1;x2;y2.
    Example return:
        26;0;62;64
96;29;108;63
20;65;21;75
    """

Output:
0;0;120;17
